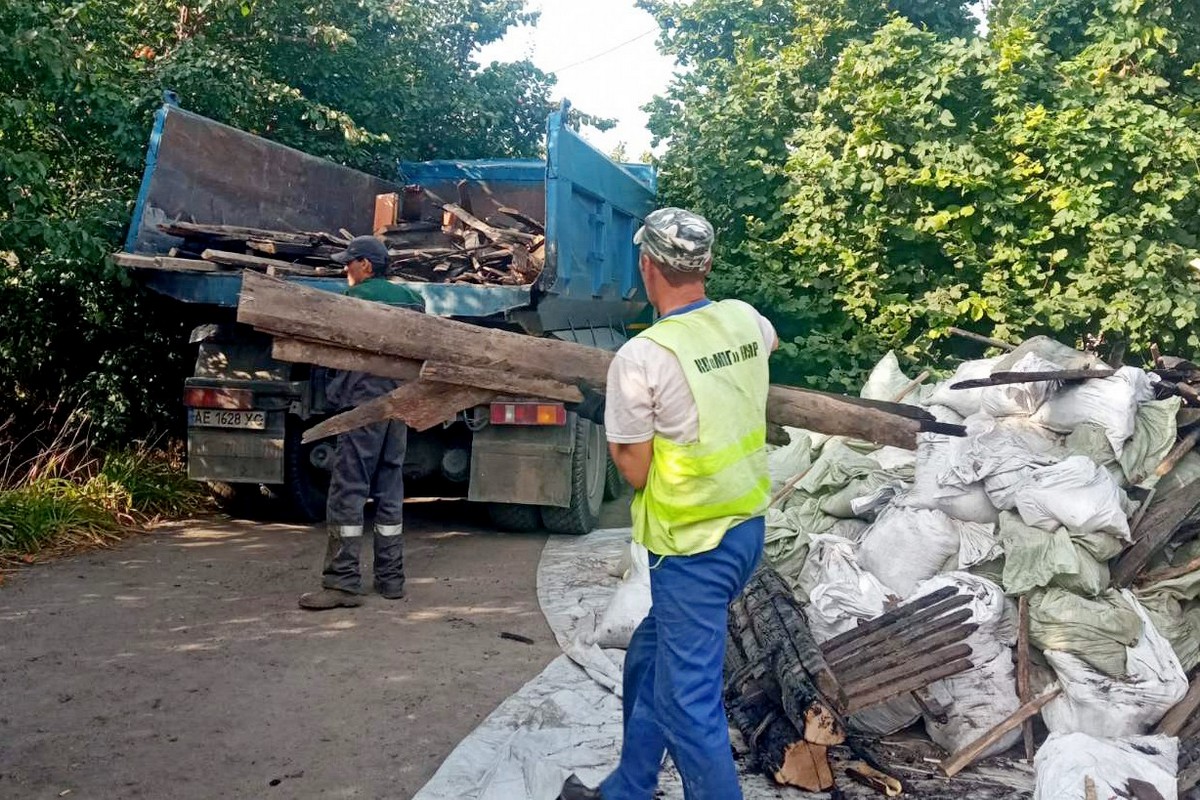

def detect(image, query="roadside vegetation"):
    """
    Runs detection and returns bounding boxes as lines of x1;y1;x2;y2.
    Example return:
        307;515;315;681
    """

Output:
0;420;208;568
641;0;1200;389
1;1;565;559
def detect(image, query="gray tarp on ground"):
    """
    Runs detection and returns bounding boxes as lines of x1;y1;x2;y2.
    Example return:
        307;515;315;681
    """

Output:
413;528;1034;800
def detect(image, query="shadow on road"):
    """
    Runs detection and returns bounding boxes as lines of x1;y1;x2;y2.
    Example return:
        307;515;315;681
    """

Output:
0;498;603;799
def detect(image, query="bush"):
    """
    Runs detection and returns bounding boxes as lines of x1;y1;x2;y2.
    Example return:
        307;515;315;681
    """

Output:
0;424;207;558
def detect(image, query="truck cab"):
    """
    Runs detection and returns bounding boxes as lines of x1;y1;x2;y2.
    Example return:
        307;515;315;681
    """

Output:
122;98;655;533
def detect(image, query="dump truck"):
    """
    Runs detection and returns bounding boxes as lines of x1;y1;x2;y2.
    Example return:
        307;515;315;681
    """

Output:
120;97;656;534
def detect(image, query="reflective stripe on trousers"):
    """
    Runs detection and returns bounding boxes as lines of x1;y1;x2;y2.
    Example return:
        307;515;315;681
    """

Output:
599;516;765;800
322;419;407;595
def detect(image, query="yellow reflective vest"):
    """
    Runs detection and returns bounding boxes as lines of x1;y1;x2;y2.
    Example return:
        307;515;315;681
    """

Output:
630;300;770;556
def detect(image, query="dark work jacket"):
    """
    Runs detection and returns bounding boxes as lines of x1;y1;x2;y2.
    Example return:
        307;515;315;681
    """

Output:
325;277;425;409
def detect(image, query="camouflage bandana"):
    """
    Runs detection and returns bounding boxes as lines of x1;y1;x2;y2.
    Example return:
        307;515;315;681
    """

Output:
634;207;715;273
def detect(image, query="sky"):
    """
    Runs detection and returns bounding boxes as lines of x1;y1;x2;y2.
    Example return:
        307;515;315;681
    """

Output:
477;0;677;159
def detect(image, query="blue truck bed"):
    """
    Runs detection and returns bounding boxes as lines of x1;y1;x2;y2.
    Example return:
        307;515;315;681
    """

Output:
121;98;656;531
125;99;655;326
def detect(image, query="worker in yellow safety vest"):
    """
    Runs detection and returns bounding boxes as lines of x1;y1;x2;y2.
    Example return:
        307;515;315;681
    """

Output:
559;208;777;800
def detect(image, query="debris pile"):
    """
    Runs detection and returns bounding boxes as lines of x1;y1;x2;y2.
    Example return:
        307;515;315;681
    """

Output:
751;335;1200;798
113;185;546;286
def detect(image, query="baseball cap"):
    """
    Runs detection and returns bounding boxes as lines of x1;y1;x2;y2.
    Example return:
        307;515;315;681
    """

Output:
332;236;389;270
633;207;715;273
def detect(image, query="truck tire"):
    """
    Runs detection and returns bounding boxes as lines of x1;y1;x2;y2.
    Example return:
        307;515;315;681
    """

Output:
487;503;543;532
541;417;605;535
603;455;626;501
284;421;330;523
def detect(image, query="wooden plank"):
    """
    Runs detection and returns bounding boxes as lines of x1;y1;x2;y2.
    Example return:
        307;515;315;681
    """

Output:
1111;479;1200;586
845;762;903;797
238;271;612;388
940;687;1063;777
840;643;973;699
113;252;228;272
951;369;1114;390
1153;675;1200;737
1155;429;1200;478
948;327;1017;351
201;248;306;272
1018;595;1034;762
495;206;546;234
161;221;321;247
819;585;962;655
833;621;978;686
301;382;495;441
822;591;970;664
441;202;539;244
265;264;342;277
1137;556;1200;587
271;337;423;381
420;361;582;403
239;273;937;448
844;657;975;714
374;192;399;233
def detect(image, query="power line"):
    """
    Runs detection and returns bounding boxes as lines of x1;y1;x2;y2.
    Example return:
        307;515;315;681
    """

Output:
547;28;658;74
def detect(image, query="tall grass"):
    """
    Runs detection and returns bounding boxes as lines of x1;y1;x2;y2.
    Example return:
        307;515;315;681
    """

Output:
0;414;207;560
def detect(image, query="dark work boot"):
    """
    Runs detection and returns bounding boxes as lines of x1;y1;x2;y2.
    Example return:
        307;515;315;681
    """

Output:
557;775;601;800
298;587;363;610
321;525;364;594
373;522;405;600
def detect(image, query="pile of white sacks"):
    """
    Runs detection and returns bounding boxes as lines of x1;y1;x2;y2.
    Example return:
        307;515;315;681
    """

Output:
763;338;1198;797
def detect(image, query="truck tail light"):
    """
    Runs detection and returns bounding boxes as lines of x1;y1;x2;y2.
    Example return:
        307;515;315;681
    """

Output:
183;387;254;410
489;401;567;426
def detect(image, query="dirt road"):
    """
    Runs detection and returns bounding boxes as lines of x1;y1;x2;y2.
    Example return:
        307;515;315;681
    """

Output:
0;502;591;799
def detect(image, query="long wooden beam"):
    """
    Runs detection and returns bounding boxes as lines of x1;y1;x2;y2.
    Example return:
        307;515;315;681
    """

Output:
238;270;612;387
238;272;953;449
420;361;583;403
272;337;423;381
302;382;495;440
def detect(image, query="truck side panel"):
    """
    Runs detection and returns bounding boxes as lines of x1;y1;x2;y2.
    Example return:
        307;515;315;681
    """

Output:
543;108;656;320
126;103;399;255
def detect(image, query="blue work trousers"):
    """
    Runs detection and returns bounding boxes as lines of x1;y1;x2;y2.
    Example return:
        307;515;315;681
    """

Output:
600;517;765;800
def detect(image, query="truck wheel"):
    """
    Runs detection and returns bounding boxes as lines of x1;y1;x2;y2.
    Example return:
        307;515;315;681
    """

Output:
541;417;605;535
487;503;543;532
284;421;330;523
603;455;626;501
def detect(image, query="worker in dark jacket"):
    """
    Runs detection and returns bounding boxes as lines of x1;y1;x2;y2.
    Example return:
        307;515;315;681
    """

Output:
298;236;425;611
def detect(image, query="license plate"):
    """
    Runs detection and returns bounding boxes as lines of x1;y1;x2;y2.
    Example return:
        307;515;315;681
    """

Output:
189;408;267;430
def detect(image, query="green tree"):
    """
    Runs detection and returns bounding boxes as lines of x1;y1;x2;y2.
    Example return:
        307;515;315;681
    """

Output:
0;0;554;442
644;0;1200;389
637;0;976;383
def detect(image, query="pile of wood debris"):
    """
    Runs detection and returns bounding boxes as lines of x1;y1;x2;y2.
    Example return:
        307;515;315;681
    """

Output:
113;185;546;287
740;331;1200;798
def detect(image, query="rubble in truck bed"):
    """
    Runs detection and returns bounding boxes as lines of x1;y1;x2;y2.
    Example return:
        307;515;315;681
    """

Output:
113;184;546;287
721;334;1200;797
